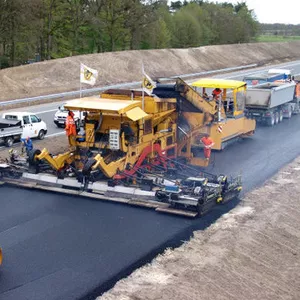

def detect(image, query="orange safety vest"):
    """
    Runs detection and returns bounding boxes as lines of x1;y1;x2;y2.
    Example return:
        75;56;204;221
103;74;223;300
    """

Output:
296;83;300;98
65;115;77;136
201;136;214;147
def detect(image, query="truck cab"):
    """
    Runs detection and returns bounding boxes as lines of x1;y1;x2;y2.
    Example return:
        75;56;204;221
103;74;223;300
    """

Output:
2;112;47;139
243;69;292;87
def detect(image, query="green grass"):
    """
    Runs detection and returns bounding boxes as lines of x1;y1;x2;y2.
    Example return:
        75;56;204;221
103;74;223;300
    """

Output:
257;35;300;42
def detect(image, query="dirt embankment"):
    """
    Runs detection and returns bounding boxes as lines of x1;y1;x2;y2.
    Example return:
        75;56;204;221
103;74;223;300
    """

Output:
1;42;300;102
99;157;300;300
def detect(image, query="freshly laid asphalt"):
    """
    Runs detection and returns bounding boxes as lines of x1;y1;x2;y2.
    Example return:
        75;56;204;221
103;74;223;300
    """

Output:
1;62;300;299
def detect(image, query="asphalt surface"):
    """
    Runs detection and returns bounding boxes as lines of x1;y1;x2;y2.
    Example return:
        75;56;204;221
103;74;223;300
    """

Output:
1;60;300;300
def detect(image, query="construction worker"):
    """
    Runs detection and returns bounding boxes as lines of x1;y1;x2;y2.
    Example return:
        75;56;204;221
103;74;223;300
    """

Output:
65;111;77;146
21;136;33;154
200;133;215;160
212;88;222;100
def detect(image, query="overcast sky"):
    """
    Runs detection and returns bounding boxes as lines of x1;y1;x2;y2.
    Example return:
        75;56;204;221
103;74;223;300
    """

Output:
214;0;300;24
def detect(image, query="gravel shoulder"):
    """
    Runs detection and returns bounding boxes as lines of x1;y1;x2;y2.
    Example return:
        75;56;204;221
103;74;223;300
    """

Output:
99;157;300;300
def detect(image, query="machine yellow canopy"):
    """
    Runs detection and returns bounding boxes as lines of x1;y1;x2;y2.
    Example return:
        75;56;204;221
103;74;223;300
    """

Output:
192;78;246;89
64;96;148;120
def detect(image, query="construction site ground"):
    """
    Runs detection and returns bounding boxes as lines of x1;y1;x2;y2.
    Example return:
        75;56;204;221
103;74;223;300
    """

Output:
99;156;300;300
0;135;67;161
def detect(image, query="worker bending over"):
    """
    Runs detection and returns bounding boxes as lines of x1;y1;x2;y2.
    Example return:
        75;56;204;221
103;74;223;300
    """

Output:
200;134;215;160
21;136;33;154
65;111;77;146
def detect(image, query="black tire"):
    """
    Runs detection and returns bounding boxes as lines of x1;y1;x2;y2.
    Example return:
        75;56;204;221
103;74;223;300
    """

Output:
5;136;14;147
38;130;45;140
266;113;275;127
82;158;97;176
279;110;283;122
28;149;41;165
274;112;279;124
155;190;168;201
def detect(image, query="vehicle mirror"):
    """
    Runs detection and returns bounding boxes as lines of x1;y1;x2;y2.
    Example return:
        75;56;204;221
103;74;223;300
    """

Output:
58;106;61;110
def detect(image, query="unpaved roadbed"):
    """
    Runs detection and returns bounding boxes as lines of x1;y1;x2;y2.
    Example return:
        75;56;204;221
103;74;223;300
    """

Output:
99;157;300;300
0;135;68;160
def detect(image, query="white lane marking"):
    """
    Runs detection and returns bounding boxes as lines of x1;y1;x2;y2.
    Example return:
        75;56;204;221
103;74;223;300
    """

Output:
46;132;65;138
226;62;300;79
35;109;57;114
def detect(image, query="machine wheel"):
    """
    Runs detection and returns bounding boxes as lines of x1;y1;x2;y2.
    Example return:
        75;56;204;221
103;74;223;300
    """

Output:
28;149;41;165
266;113;275;127
5;136;14;147
38;130;45;140
279;110;283;123
82;158;97;176
274;112;279;124
155;190;168;201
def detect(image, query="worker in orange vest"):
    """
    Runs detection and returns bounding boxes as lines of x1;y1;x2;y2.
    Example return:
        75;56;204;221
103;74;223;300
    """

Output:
65;111;77;146
295;82;300;98
200;133;215;160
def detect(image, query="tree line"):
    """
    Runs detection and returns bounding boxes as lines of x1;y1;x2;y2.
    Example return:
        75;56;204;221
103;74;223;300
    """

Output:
0;0;259;69
260;23;300;36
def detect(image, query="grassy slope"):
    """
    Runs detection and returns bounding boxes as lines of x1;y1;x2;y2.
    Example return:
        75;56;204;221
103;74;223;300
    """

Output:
257;35;300;42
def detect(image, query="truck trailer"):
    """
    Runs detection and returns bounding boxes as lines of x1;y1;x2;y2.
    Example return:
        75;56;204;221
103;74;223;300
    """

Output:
245;81;299;126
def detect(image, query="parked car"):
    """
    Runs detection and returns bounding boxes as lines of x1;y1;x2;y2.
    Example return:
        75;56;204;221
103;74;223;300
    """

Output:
53;104;83;128
2;112;47;142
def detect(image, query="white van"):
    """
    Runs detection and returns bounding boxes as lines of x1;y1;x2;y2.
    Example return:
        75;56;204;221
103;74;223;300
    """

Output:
2;112;48;139
53;104;83;128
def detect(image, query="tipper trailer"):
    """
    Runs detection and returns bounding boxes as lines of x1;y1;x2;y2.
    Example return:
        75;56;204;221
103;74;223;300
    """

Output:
245;81;300;126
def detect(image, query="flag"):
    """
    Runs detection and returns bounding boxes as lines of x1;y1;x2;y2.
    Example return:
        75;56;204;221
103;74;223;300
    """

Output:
142;67;156;96
80;63;98;86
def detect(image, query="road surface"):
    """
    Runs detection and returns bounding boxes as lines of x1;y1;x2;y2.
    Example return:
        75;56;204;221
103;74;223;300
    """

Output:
1;60;300;300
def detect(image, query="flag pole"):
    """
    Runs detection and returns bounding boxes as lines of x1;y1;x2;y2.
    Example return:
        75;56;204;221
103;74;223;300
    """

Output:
80;63;82;99
142;62;145;111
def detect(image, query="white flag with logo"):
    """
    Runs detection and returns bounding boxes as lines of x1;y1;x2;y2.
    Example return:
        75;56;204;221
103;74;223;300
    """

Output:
80;63;98;86
142;67;156;96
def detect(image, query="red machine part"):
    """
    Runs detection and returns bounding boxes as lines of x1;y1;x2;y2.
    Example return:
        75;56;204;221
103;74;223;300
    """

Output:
113;144;175;180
